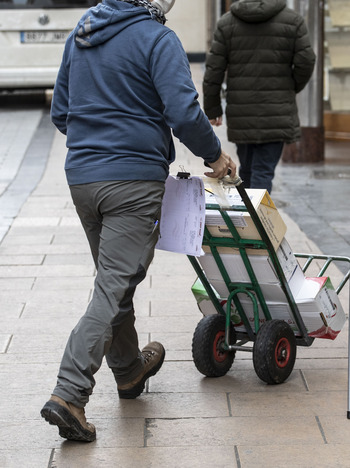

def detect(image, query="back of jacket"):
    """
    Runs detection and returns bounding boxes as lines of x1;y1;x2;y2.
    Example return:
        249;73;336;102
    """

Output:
203;0;316;144
51;0;221;185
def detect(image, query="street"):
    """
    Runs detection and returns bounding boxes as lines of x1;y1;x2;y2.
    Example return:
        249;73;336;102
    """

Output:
0;91;55;242
0;78;350;467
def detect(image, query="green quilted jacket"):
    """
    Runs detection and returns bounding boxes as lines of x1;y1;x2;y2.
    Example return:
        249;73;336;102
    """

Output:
203;0;316;144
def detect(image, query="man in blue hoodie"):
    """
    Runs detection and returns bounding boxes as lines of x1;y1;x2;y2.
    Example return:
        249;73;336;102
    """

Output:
40;0;237;442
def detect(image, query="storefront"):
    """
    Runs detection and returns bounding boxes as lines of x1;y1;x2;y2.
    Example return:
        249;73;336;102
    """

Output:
324;0;350;140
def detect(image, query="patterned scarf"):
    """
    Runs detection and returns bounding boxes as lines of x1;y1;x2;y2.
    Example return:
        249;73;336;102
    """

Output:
120;0;166;24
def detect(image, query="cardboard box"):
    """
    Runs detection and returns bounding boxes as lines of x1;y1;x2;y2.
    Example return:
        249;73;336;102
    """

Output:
192;276;346;341
191;277;224;316
296;277;346;339
205;188;287;251
224;277;346;340
199;238;305;299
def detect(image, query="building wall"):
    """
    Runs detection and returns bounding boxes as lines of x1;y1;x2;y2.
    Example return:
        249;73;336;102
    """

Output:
165;0;208;60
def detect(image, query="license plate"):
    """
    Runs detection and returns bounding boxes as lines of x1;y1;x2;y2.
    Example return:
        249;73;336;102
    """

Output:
20;31;70;43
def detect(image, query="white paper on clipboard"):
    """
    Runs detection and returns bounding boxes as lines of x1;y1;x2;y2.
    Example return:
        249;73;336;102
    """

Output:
156;175;205;256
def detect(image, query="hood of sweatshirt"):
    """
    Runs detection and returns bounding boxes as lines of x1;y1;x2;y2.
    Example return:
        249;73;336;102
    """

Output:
231;0;286;23
74;0;152;48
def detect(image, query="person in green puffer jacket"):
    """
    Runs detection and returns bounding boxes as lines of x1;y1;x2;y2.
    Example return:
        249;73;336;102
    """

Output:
203;0;316;193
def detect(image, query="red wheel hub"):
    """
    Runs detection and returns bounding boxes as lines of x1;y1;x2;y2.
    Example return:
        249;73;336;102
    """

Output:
213;331;227;363
275;337;291;368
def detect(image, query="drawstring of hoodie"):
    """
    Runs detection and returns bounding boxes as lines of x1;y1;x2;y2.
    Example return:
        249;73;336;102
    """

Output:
120;0;166;24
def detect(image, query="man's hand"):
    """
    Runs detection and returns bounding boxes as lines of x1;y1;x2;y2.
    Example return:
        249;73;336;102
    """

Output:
209;116;223;127
204;149;237;179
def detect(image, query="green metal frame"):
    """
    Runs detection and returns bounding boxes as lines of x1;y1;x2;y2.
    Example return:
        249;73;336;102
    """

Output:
294;253;350;295
188;180;317;350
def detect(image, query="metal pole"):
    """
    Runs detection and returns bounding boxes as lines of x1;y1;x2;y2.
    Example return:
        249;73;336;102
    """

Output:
282;0;325;163
348;286;350;418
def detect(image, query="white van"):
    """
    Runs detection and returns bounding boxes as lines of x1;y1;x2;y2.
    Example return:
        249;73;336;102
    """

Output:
0;0;100;90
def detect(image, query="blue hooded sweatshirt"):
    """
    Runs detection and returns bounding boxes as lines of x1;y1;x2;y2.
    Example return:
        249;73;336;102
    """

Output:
51;0;221;185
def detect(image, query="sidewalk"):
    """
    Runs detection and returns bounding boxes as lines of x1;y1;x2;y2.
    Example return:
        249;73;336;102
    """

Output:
1;64;350;468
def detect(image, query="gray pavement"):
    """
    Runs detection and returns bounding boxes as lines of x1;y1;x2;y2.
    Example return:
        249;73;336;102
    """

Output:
0;64;350;468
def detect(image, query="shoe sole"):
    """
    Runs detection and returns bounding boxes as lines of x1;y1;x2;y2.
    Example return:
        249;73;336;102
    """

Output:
118;348;165;399
40;401;96;442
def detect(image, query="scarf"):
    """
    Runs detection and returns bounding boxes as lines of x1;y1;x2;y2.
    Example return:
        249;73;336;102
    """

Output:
120;0;166;24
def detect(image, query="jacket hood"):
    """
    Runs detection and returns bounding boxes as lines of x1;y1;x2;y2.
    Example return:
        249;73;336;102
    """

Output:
231;0;286;23
74;0;152;48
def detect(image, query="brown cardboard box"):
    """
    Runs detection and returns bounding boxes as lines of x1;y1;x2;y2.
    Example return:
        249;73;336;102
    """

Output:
205;188;287;251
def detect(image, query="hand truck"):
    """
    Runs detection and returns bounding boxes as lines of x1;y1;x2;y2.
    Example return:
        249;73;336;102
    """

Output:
187;176;350;417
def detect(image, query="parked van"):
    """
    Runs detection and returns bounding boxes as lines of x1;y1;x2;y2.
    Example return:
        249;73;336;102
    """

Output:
0;0;100;90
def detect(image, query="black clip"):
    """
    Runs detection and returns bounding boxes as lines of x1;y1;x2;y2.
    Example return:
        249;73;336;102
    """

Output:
176;166;191;179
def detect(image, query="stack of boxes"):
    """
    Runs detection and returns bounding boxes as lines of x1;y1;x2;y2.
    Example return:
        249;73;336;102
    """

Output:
192;187;346;340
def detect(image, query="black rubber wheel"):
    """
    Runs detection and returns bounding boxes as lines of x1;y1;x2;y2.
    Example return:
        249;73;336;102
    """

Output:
192;314;236;377
253;319;297;384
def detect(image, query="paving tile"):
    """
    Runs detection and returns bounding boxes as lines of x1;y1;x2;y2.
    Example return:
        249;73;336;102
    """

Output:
22;299;89;319
294;357;348;370
297;346;348;359
303;368;348;392
0;417;144;450
151;331;194;351
0;242;90;255
0;363;62;395
0;393;57;420
52;446;238;468
0;234;54;246
43;253;94;266
146;415;323;447
0;277;34;290
91;392;230;419
0;264;94;278
319;414;350;444
228;390;348;418
0;450;53;468
32;276;94;291
0;302;25;319
148;299;199;316
0;334;11;353
6;332;70;354
136;283;195;301
0;254;44;265
51;231;90;245
11;216;61;227
13;316;86;335
0;352;61;365
135;315;200;334
149;360;306;394
238;444;350;468
162;349;193;361
23;288;90;303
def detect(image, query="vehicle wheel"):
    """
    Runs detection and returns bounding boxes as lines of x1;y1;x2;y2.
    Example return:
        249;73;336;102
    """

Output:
253;319;297;384
192;314;236;377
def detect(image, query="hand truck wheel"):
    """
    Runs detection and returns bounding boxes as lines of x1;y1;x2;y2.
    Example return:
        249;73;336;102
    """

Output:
192;314;236;377
253;319;297;384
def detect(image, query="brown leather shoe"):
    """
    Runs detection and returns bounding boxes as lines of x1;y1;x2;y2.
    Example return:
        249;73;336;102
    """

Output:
118;341;165;399
40;395;96;442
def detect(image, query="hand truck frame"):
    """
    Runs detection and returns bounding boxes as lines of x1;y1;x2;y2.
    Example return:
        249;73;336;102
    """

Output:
188;176;350;417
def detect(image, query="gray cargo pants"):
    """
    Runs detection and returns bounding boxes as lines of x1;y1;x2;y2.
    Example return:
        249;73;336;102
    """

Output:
52;180;165;408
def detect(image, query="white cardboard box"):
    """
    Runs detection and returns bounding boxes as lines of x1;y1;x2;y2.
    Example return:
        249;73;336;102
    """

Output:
192;276;346;340
296;276;346;339
229;277;346;339
205;188;287;251
199;238;305;299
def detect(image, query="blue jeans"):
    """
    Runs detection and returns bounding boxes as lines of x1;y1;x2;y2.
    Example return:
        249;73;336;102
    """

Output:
236;142;284;193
